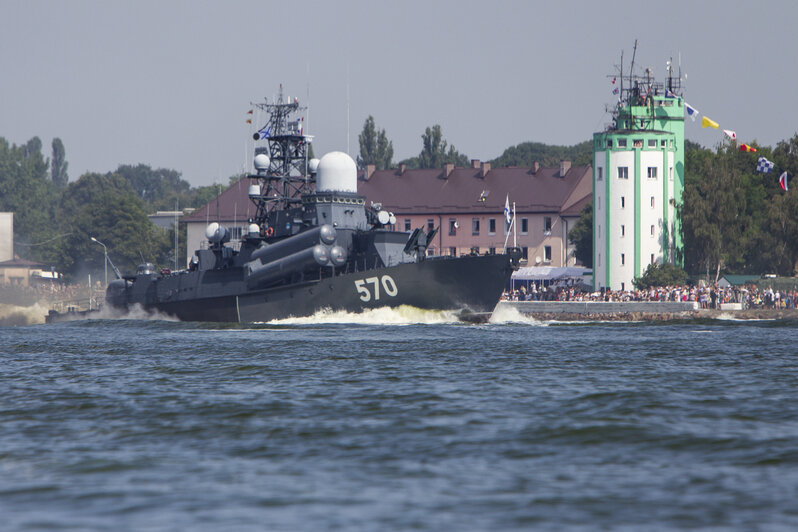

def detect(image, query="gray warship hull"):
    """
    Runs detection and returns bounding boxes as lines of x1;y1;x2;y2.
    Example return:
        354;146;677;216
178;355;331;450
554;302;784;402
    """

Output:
113;252;514;323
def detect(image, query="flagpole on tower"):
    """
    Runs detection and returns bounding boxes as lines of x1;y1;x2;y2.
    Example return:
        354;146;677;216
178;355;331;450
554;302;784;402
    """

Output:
513;202;517;249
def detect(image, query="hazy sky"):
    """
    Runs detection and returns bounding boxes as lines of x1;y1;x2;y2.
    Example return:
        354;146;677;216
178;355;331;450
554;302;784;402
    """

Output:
3;0;796;186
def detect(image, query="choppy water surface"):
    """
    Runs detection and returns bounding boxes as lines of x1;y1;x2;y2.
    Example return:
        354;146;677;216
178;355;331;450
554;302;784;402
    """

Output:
2;309;798;531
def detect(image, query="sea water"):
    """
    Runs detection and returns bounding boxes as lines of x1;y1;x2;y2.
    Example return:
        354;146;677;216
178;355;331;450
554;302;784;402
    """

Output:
2;308;798;531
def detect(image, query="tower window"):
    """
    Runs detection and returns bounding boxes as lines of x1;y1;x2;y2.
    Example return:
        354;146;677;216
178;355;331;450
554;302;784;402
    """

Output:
651;224;655;236
647;167;658;179
651;253;655;264
621;225;625;237
621;253;625;266
618;167;629;179
650;196;655;208
597;167;603;181
618;139;627;148
648;139;657;147
669;167;674;181
606;140;613;148
621;197;625;208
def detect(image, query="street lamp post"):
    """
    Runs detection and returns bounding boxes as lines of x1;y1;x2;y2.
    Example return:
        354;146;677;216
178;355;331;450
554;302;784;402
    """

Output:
90;237;108;286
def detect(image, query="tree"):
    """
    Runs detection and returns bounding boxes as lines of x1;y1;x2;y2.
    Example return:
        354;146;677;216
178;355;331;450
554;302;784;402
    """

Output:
357;116;394;170
633;263;688;290
680;143;753;280
51;137;69;188
0;136;59;262
56;172;171;278
413;124;468;169
491;140;593;168
568;202;593;267
113;164;192;212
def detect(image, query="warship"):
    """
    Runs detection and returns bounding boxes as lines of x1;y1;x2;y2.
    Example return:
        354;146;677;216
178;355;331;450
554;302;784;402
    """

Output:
48;89;521;323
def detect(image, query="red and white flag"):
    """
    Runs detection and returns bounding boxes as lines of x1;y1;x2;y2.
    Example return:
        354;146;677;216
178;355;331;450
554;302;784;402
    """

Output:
779;171;789;191
723;129;736;140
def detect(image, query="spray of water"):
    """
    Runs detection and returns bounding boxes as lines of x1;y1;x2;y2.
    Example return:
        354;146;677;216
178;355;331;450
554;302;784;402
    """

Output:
488;304;547;325
266;305;463;326
0;302;50;326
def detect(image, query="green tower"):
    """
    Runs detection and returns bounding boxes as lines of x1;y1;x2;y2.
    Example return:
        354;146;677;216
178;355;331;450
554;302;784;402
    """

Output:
592;66;685;291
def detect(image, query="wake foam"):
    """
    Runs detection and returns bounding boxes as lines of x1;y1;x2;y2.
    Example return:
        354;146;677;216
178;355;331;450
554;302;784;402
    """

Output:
488;304;546;325
266;305;462;325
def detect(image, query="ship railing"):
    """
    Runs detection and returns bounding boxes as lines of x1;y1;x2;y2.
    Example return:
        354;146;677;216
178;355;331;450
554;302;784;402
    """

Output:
50;289;106;313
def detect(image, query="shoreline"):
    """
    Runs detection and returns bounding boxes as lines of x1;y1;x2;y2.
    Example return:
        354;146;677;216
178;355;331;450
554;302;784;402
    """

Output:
497;301;798;321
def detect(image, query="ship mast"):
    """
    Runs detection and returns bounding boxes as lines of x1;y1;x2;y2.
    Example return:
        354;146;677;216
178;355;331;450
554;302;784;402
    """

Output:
250;85;314;223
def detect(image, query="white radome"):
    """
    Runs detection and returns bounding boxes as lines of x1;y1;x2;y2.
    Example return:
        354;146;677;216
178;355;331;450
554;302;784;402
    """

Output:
308;158;320;174
316;151;357;193
254;153;270;172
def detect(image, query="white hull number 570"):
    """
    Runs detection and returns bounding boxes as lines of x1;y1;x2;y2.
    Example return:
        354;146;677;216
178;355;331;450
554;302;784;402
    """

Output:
354;275;399;302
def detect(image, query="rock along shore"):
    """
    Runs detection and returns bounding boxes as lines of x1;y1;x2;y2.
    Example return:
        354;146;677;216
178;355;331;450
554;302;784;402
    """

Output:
497;301;798;321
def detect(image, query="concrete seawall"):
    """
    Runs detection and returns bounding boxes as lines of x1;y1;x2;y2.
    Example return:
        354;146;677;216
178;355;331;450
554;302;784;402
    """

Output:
497;301;798;321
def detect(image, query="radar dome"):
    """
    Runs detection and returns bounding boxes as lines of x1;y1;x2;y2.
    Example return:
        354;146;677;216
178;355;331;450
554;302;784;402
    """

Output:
316;151;357;194
254;153;270;172
308;158;320;174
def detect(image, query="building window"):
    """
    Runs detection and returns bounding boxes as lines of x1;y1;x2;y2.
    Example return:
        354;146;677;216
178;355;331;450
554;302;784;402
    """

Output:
648;139;657;147
489;247;496;255
651;253;655;264
606;140;612;148
598;253;601;267
544;246;552;262
621;253;625;266
651;224;655;236
449;247;457;257
230;226;242;240
427;219;434;232
647;167;657;179
661;140;666;147
650;196;655;208
621;224;625;237
621;197;625;208
618;166;629;179
618;139;627;148
404;219;411;231
669;167;673;181
489;218;496;235
521;218;528;234
633;139;643;148
597;167;603;181
472;218;480;235
621;282;625;291
522;247;528;260
449;218;457;236
543;217;552;235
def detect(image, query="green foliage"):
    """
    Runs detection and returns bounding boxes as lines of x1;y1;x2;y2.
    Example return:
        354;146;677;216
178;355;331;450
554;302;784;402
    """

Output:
491;140;593;168
0;137;59;263
56;173;171;279
633;262;688;290
357;115;394;170
402;125;468;169
680;136;798;278
51;137;69;188
568;202;593;267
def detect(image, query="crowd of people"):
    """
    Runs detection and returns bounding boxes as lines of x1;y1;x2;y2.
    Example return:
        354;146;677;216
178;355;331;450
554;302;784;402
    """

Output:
502;283;798;310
